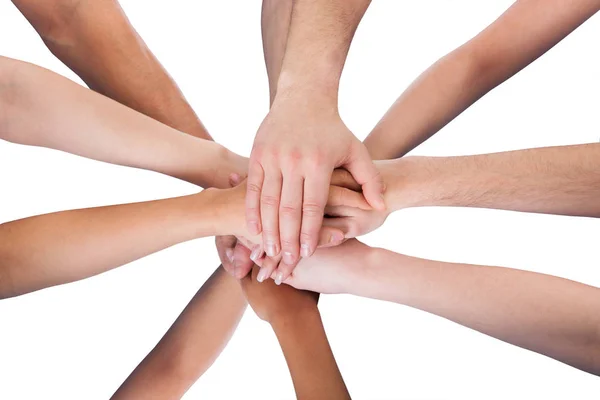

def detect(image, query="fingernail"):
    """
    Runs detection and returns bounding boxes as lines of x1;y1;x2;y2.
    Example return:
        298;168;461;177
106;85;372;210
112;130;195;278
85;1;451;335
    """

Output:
225;248;234;263
257;268;269;283
283;251;294;265
266;242;276;257
329;232;343;244
250;246;261;261
300;243;311;258
274;271;283;285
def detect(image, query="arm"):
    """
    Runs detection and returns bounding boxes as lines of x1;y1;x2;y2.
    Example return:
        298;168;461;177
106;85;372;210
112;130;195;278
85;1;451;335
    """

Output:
0;56;245;189
0;185;241;299
0;181;355;299
327;144;600;238
249;0;384;281
111;267;246;399
286;240;600;376
363;0;600;159
241;266;350;399
11;0;211;140
261;0;293;105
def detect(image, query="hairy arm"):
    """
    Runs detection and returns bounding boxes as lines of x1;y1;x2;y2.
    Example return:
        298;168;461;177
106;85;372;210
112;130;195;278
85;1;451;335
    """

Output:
287;240;600;376
249;0;383;282
0;56;245;189
383;144;600;218
11;0;211;140
364;0;600;159
327;143;600;240
111;267;246;399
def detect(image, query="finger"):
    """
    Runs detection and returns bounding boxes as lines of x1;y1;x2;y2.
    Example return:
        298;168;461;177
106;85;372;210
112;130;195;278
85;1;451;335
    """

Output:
330;168;361;191
246;160;264;235
215;236;237;276
316;226;346;247
260;170;283;257
300;168;330;258
328;185;371;210
344;143;386;210
257;255;280;283
229;173;242;187
240;264;260;293
279;173;303;266
273;257;299;285
320;217;358;241
233;241;254;279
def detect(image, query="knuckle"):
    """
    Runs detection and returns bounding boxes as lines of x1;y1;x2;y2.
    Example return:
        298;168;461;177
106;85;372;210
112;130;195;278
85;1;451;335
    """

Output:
247;182;262;195
261;195;280;208
300;231;316;243
302;202;324;218
280;204;299;217
261;228;278;237
280;238;298;249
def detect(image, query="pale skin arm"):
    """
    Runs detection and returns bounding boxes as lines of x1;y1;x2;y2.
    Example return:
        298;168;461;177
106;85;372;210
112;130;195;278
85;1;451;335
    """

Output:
11;0;211;140
249;0;384;282
363;0;600;159
327;144;600;238
242;266;350;400
285;240;600;376
0;56;245;189
111;267;246;399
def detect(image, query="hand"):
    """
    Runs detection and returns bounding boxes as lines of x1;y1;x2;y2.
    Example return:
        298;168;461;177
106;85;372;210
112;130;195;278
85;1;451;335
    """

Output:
213;178;367;279
281;239;374;295
247;93;385;269
215;173;256;278
241;264;319;324
326;158;427;237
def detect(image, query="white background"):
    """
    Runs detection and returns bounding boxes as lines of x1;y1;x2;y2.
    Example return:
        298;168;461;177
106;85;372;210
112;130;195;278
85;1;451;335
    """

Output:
1;1;599;399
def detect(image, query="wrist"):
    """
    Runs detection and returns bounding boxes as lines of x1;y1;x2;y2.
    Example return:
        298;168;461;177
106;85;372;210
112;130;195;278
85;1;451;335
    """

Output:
208;147;248;189
383;157;442;212
270;304;320;331
275;70;340;108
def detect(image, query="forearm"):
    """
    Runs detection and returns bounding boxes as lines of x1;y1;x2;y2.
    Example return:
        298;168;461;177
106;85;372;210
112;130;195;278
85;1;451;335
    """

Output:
0;189;231;299
262;0;293;105
364;0;600;159
12;0;211;140
0;56;245;189
272;309;350;400
348;246;600;375
276;0;371;102
112;267;246;399
385;144;600;218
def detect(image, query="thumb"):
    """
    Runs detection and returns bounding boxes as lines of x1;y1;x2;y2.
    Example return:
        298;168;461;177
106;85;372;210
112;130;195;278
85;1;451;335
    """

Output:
343;142;386;210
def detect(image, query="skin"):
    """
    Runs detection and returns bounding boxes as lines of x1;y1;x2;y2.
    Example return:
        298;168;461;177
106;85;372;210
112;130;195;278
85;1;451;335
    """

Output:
327;144;600;237
11;0;212;140
248;0;385;283
363;0;600;159
0;180;359;299
111;267;247;399
283;239;600;376
10;0;248;275
0;56;245;190
241;266;350;400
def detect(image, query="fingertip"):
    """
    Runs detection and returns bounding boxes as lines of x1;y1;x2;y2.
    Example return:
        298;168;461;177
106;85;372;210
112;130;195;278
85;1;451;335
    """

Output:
365;187;386;211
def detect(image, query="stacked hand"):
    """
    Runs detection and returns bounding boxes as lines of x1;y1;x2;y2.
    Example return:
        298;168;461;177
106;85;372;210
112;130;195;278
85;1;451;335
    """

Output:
211;172;375;280
245;92;386;282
